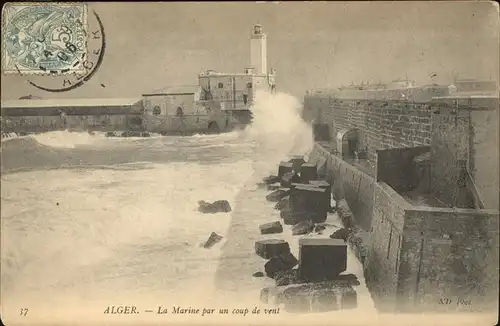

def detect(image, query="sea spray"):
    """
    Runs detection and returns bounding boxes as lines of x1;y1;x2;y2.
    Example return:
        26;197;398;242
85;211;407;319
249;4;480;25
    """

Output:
243;90;314;180
33;130;101;149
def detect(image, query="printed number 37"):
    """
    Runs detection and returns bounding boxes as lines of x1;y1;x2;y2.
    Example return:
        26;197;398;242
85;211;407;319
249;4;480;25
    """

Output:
20;308;28;316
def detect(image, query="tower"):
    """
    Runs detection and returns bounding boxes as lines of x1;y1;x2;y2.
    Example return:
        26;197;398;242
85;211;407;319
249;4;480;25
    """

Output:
250;24;267;75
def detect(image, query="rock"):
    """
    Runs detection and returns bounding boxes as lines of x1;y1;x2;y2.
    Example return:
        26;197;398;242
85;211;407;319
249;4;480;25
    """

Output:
197;200;232;214
266;189;291;202
274;197;290;211
267;184;281;191
333;273;361;286
253;271;265;277
314;224;326;233
264;252;299;278
255;239;291;259
289;155;306;172
300;163;318;183
280;171;301;188
202;232;224;249
275;268;304;286
337;199;355;228
278;162;293;178
298;238;347;281
348;232;369;264
259;221;283;235
329;228;350;242
121;131;142;137
292;220;314;235
263;175;280;185
340;286;358;309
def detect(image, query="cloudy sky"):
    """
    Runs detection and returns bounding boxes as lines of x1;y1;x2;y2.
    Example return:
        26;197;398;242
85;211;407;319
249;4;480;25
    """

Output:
1;1;498;100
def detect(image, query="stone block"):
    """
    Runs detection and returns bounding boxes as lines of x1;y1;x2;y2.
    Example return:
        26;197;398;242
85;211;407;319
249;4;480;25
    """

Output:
314;224;326;233
281;286;311;313
289;155;306;172
309;180;332;210
280;209;297;225
263;175;280;185
266;189;291;202
281;172;301;188
300;163;318;183
259;221;283;235
290;185;328;223
274;196;290;211
267;183;281;191
329;228;350;242
298;238;347;281
274;283;351;313
275;269;304;286
310;288;339;312
255;239;290;259
292;220;314;235
265;252;299;278
278;162;293;179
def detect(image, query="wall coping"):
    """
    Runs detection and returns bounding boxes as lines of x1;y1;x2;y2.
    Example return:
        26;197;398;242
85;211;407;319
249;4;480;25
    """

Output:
315;143;375;181
407;205;500;216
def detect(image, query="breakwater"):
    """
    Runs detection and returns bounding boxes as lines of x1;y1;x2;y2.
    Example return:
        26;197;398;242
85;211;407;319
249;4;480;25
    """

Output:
307;142;499;313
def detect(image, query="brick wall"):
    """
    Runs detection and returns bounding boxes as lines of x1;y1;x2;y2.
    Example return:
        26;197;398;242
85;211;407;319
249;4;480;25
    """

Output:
401;207;500;312
304;92;499;211
304;98;433;165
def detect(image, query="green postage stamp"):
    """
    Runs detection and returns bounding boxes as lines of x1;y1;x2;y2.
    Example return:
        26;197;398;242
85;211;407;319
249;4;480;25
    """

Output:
2;2;88;75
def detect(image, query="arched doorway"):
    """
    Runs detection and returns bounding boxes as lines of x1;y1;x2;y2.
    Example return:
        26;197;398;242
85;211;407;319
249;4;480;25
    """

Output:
336;128;359;159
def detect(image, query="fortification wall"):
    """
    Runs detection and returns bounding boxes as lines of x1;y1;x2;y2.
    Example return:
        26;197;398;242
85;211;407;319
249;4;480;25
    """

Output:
308;143;499;313
401;207;499;313
309;143;375;231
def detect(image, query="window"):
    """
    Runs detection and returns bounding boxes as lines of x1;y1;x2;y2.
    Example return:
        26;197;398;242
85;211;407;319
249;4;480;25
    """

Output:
243;94;248;105
218;82;224;89
153;106;161;115
247;82;252;88
176;107;184;116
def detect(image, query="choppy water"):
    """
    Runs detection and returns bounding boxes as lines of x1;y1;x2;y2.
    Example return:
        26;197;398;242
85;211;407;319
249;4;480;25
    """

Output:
1;92;385;325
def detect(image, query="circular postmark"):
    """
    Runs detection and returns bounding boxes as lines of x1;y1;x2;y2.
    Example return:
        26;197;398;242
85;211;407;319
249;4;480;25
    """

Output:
2;3;106;92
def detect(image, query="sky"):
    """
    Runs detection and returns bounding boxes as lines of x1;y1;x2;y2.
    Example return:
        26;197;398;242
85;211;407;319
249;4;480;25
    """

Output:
1;1;499;100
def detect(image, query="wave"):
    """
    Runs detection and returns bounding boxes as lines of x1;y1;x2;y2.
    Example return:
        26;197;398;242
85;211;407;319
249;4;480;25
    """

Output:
242;90;314;179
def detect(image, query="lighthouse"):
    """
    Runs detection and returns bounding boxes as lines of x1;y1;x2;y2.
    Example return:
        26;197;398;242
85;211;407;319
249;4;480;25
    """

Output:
250;24;267;75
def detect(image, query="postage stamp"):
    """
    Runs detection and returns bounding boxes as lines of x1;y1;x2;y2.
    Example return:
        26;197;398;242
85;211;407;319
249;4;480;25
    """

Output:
2;2;88;75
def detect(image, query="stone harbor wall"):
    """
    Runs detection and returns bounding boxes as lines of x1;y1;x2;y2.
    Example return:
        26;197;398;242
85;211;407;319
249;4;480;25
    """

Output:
308;143;375;231
306;142;499;313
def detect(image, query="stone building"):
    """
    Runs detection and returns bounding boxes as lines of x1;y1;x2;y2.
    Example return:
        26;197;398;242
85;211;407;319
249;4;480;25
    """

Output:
1;98;143;133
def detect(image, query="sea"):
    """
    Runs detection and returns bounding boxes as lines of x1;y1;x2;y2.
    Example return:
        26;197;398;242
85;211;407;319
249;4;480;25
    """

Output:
0;91;386;325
